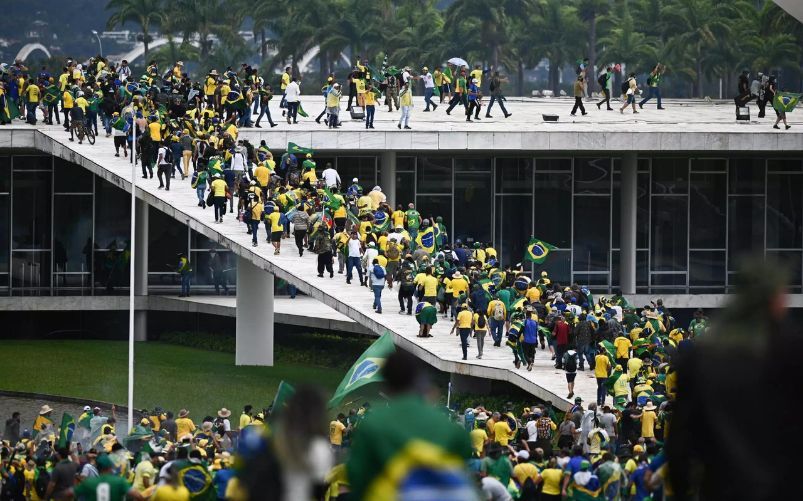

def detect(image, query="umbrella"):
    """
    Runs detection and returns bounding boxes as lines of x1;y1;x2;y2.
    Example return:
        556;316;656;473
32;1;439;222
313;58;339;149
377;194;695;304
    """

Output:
447;57;468;68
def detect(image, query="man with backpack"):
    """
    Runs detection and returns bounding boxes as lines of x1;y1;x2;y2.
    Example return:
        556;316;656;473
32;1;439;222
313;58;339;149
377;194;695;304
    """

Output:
620;73;639;114
487;294;507;347
396;255;417;315
522;313;539;371
385;237;402;289
596;67;613;110
156;143;173;190
563;347;579;399
639;63;665;109
369;258;386;314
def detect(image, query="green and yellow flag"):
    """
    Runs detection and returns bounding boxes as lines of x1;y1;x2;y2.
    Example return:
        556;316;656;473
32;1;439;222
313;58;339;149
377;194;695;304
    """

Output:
287;142;313;156
774;92;801;113
415;226;436;254
329;332;396;408
270;380;296;422
524;237;557;264
57;413;75;449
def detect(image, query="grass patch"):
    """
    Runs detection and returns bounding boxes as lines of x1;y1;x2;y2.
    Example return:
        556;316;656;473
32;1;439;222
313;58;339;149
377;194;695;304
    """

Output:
0;340;346;418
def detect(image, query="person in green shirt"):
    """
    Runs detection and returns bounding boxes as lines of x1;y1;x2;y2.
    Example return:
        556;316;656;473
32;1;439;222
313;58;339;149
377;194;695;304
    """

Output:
481;442;514;487
639;63;665;109
688;308;707;338
72;453;143;500
404;203;421;239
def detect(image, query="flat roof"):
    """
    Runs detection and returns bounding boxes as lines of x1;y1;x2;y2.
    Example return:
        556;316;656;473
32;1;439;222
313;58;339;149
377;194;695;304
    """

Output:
2;97;801;153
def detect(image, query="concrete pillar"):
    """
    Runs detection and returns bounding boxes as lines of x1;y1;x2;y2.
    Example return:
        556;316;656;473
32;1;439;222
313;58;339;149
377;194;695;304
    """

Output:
134;199;149;341
236;256;274;366
380;151;397;209
620;152;638;295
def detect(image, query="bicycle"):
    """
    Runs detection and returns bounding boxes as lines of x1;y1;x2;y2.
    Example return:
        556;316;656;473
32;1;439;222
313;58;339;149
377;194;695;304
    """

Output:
70;119;95;145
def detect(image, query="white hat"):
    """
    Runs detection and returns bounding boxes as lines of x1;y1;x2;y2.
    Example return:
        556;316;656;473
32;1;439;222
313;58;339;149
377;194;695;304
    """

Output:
372;186;381;191
516;450;530;460
352;177;358;182
39;405;53;415
83;405;92;411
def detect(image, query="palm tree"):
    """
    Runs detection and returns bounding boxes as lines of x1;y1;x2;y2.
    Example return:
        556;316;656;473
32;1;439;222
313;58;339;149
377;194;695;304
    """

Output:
106;0;164;59
532;0;585;93
577;0;609;84
446;0;509;68
171;0;245;62
661;0;737;97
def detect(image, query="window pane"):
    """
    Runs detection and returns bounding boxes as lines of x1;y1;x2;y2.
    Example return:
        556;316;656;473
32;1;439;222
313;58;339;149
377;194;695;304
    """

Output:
415;195;451;242
454;172;492;245
455;157;490;172
611;250;649;291
337;157;377;188
12;155;51;171
54;157;93;193
729;158;764;194
540;250;571;288
148;207;187;272
95;177;130;249
574;158;611;194
496;196;532;268
93;249;129;293
766;174;802;249
190;249;235;288
728;197;764;271
54;195;93;274
767;159;802;172
536;158;571;171
689;251;726;286
395;171;415;210
652;158;688;194
766;251;802;290
534;172;571;248
11;251;51;293
691;158;726;171
0;196;8;273
573;196;610;272
417;157;452;192
689;173;726;248
650;274;686;286
12;170;52;249
191;230;225;250
0;156;10;192
573;273;609;293
495;158;532;194
651;196;688;271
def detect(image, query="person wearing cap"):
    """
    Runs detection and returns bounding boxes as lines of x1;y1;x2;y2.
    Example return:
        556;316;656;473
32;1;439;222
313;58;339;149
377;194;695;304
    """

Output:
636;400;658;439
420;66;438;112
345;230;365;285
397;80;413;130
325;81;342;129
72;453;144;500
151;463;190;500
175;409;196;439
33;405;54;438
445;68;468;115
512;450;540;497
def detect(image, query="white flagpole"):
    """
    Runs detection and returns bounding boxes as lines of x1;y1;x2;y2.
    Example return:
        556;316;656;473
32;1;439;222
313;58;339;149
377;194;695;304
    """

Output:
128;107;137;433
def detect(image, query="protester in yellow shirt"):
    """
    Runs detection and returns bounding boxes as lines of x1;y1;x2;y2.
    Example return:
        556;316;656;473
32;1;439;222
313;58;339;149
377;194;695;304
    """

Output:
267;210;284;254
329;414;348;448
491;413;513;446
614;335;632;366
174;410;195;439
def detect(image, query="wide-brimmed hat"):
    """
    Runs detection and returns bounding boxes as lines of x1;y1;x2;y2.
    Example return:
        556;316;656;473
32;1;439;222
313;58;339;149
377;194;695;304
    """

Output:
209;69;219;76
39;405;53;415
643;401;657;411
453;271;462;279
178;409;189;418
202;421;214;432
217;408;231;418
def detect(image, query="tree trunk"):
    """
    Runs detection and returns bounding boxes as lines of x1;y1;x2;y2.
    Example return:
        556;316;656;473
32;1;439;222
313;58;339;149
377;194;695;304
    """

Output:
517;59;525;97
319;49;328;80
142;24;150;59
696;59;703;98
549;60;560;94
261;30;267;60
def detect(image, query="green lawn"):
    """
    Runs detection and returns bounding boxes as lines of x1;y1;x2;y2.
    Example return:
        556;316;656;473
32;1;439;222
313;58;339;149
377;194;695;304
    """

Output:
0;340;345;418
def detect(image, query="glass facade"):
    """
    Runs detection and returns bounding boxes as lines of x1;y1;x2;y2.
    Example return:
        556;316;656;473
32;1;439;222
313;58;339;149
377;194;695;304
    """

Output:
1;152;802;296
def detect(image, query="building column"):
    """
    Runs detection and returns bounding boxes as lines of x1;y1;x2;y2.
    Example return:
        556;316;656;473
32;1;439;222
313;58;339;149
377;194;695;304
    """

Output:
236;256;274;366
620;152;637;295
380;151;397;209
133;199;149;342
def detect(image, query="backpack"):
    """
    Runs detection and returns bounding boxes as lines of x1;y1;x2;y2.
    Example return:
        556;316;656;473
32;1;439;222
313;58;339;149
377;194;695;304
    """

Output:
565;351;577;372
162;146;173;165
386;242;401;260
35;468;51;498
621;80;630;94
477;314;487;329
493;302;505;321
373;264;386;279
597;73;607;88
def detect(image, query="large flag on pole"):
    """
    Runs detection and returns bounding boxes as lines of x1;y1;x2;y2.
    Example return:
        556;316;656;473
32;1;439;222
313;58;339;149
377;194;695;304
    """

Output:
524;237;557;264
287;142;313;155
57;413;75;449
329;332;396;408
269;380;296;421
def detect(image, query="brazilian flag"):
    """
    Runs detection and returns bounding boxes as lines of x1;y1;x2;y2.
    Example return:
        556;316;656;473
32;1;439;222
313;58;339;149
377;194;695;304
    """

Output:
226;90;246;111
297;102;309;118
415;226;436;254
42;86;60;105
598;340;616;367
112;115;127;131
329;332;395;408
173;459;216;500
524;237;557;264
269;380;296;422
322;186;342;211
606;366;625;394
774;92;801;113
287;142;313;156
57;413;75;449
373;210;390;233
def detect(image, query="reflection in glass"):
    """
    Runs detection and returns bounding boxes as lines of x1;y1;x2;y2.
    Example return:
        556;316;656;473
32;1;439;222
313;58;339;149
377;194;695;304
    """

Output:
93;249;129;293
11;251;51;294
149;207;187;272
729;158;764;194
0;156;10;192
395;171;415;209
534;172;571;248
54;195;93;274
12;170;51;249
728;196;764;271
54;157;93;193
652;158;688;194
574;158;611;194
0;196;8;273
540;250;571;287
417;157;452;192
495;158;532;194
415;195;452;242
454;157;491;172
689;173;726;249
651;196;688;271
338;157;377;188
496;195;532;268
689;251;726;287
766;251;802;291
574;196;610;272
766;174;802;249
454;173;492;245
94;177;130;249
